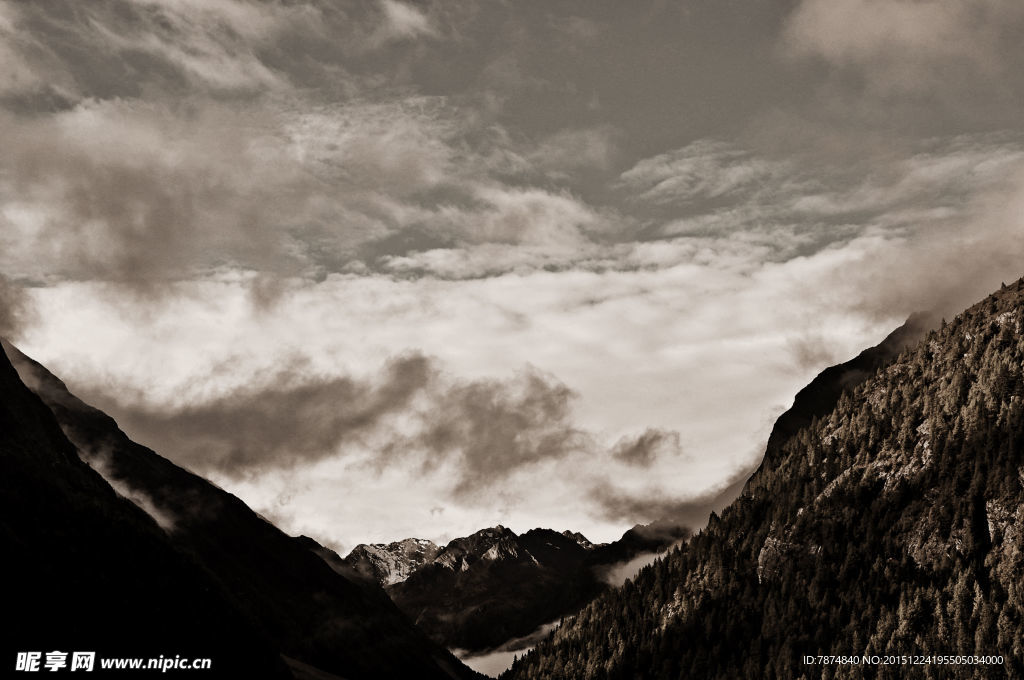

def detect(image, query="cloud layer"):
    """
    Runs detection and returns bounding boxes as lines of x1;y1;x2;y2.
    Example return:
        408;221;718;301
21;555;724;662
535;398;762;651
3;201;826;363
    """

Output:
5;0;1024;546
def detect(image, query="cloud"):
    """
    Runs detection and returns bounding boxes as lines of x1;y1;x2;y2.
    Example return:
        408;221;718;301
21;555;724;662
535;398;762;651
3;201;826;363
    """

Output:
16;0;995;297
597;550;664;587
786;332;840;372
780;0;1024;130
0;86;620;296
610;428;681;467
527;125;619;178
0;0;459;104
105;353;434;473
825;169;1024;322
611;133;1024;264
454;620;560;677
589;484;714;528
375;0;438;44
0;100;314;288
617;140;793;207
0;0;299;101
410;366;586;498
99;353;586;500
592;520;694;587
783;0;1024;87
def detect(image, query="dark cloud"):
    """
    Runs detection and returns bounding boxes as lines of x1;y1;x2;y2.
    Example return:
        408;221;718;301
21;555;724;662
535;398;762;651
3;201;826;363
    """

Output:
104;354;435;473
410;368;585;498
97;354;585;498
610;428;681;467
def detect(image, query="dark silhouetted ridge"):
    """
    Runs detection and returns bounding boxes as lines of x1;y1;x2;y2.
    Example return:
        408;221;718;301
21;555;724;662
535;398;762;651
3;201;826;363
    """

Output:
0;342;290;677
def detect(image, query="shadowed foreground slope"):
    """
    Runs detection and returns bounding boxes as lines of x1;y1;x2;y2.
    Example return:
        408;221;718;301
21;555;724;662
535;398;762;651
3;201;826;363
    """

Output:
0;343;290;677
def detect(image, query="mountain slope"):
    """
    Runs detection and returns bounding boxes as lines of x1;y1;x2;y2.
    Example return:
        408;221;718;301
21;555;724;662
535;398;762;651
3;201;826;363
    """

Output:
507;282;1024;679
0;343;290;677
3;341;481;680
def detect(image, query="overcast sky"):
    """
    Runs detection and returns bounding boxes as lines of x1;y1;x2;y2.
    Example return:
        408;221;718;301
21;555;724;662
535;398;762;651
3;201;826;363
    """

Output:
3;0;1024;550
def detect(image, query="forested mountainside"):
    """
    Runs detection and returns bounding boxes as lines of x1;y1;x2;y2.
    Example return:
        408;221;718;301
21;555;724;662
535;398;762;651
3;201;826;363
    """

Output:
3;341;481;680
507;280;1024;680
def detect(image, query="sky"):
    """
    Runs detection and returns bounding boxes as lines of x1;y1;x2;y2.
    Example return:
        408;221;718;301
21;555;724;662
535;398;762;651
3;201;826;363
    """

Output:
2;0;1024;551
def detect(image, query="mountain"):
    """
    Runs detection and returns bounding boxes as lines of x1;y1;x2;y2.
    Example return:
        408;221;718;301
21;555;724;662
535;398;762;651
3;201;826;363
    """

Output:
562;530;595;549
388;526;595;651
506;282;1024;679
0;342;289;677
2;341;481;680
344;538;442;585
378;523;687;653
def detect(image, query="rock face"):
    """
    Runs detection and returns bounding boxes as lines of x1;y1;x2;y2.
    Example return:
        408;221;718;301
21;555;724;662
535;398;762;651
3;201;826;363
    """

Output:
344;538;442;585
2;341;481;680
508;280;1024;679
